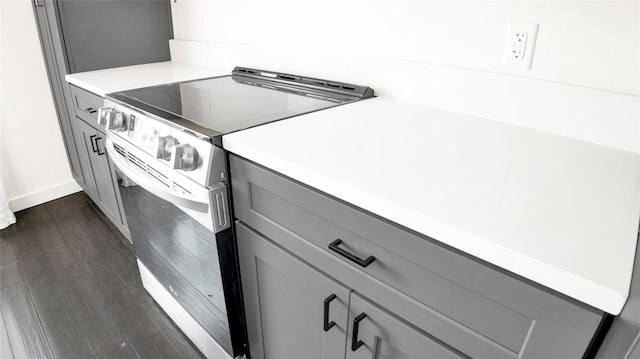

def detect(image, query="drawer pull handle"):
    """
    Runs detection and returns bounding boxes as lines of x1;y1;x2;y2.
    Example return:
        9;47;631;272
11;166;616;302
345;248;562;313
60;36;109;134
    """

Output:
85;107;98;114
90;135;99;153
329;239;375;268
351;312;367;351
95;137;105;156
323;294;337;332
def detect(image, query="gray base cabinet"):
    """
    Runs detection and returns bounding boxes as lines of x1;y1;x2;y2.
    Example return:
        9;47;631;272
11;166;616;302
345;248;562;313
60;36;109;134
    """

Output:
76;118;99;200
75;119;129;239
237;223;350;359
230;154;606;359
237;223;464;359
346;293;463;359
76;120;121;226
72;86;129;240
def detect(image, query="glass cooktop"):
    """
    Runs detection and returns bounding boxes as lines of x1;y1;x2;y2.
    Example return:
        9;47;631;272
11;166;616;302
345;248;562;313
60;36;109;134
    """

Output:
108;74;356;138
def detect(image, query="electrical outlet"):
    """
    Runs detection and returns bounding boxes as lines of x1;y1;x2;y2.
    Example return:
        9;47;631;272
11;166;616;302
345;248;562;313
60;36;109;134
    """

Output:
504;21;538;70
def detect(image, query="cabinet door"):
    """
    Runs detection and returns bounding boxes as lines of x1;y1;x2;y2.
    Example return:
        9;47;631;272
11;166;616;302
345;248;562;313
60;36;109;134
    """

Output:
77;120;121;225
57;0;171;73
346;293;464;359
236;222;350;359
76;119;99;199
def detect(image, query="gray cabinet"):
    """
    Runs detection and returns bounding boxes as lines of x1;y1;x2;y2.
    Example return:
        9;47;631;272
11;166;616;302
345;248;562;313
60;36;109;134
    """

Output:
76;119;99;200
32;0;84;185
55;0;172;73
237;223;350;359
230;154;606;359
70;84;129;240
32;0;171;236
237;222;465;359
34;0;171;75
76;118;128;239
69;85;105;128
346;293;464;359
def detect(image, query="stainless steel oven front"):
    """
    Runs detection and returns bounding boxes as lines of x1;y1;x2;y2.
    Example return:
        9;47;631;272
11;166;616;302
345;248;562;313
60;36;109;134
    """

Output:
99;68;374;359
102;103;246;359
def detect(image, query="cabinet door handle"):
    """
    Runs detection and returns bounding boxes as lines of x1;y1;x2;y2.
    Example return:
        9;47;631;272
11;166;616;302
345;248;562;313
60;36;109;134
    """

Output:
95;137;105;156
90;135;98;153
323;294;337;332
85;107;98;114
329;239;375;268
351;312;367;351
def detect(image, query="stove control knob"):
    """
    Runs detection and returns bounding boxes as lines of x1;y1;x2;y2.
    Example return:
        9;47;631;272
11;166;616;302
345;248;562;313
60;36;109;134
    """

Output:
170;144;199;171
106;111;127;132
97;107;111;126
154;135;178;160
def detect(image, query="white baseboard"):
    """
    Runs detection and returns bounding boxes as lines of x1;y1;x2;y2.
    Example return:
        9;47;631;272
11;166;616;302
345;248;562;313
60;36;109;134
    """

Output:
9;179;82;212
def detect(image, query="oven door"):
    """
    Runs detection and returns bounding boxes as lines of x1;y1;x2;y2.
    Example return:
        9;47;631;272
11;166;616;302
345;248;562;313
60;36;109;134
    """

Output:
105;136;237;357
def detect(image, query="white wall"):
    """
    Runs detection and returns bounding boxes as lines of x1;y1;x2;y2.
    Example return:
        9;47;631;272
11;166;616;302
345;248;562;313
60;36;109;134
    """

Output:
0;0;80;212
169;1;640;154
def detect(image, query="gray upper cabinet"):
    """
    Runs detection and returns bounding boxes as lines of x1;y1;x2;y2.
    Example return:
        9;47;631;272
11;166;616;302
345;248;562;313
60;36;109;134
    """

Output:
56;0;172;73
230;154;607;359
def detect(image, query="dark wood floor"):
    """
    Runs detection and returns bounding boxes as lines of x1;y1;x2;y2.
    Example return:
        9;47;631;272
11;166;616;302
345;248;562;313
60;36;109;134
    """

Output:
0;192;204;359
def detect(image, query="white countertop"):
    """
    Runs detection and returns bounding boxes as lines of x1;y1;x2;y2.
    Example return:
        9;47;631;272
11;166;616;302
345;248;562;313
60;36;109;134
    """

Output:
65;62;228;97
223;97;640;315
65;63;640;314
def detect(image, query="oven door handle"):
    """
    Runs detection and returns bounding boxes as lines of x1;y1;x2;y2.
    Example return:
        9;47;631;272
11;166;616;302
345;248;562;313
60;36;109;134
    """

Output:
106;138;210;213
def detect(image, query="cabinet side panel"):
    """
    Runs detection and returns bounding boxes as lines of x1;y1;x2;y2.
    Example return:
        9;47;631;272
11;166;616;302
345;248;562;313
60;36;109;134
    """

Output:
31;1;83;184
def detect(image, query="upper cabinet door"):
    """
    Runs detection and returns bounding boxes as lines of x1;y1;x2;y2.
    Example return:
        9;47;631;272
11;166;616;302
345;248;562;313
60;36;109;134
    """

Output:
236;222;351;359
345;292;465;359
56;0;172;73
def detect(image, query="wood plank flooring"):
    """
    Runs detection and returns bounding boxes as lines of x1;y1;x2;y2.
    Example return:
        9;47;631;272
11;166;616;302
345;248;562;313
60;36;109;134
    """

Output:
0;192;204;359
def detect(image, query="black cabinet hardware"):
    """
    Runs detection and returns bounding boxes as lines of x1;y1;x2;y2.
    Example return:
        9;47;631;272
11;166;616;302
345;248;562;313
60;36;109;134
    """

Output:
90;135;98;153
90;135;105;155
95;137;105;156
351;312;367;351
329;239;375;268
323;294;337;332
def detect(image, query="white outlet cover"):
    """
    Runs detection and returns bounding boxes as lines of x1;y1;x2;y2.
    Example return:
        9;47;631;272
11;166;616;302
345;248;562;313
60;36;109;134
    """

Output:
504;21;539;70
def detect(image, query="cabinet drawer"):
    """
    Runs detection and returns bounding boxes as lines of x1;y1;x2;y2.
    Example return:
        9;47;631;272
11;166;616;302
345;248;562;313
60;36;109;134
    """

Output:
230;155;604;359
70;84;103;128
